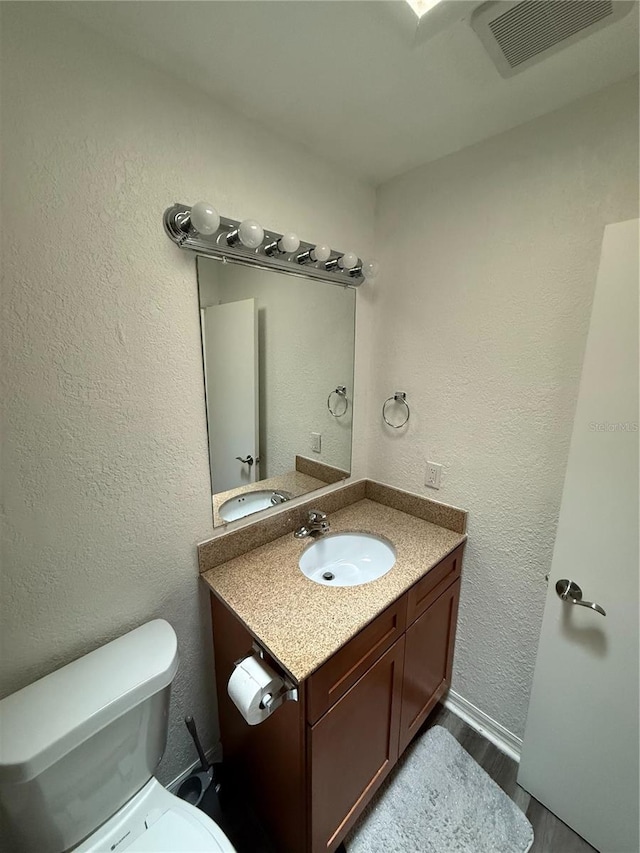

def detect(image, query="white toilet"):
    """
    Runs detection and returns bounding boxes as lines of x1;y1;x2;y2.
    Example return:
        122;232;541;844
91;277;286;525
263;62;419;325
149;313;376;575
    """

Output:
0;620;236;853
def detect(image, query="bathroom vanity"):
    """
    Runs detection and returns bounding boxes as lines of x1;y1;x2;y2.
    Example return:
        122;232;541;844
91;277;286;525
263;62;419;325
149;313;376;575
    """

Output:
200;481;466;853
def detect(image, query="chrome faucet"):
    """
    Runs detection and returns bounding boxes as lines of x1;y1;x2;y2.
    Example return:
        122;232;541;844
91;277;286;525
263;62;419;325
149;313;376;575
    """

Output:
294;509;330;539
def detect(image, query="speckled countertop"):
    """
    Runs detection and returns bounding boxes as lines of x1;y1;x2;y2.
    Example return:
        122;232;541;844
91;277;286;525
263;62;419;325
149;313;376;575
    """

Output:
212;470;328;527
202;498;466;683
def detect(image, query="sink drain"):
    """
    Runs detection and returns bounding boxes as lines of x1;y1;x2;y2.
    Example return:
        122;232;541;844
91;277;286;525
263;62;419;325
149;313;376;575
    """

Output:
322;572;335;581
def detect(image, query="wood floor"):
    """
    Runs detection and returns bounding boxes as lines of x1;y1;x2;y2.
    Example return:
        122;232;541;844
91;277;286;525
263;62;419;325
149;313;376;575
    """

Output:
200;703;597;853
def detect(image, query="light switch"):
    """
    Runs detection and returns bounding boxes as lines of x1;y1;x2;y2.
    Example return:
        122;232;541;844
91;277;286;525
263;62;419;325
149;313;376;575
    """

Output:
310;432;321;453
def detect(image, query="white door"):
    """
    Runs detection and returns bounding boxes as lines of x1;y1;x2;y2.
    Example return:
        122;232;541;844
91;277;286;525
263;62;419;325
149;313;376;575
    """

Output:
518;220;639;852
201;299;259;494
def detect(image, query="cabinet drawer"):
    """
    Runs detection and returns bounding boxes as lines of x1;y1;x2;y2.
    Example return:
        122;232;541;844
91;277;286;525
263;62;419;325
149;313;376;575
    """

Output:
306;597;407;725
406;543;464;626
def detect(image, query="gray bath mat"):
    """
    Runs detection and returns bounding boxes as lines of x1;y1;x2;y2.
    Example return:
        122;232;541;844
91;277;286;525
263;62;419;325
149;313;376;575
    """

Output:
346;725;533;853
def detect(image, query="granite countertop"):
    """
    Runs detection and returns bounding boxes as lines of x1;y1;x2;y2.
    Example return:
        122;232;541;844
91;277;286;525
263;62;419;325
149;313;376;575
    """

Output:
212;470;328;527
202;497;466;683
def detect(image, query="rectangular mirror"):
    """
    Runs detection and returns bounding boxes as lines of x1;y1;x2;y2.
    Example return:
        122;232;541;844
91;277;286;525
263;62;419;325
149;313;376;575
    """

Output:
197;256;356;526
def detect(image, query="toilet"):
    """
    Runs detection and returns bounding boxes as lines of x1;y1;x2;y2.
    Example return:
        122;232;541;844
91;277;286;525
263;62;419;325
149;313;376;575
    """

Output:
0;620;236;853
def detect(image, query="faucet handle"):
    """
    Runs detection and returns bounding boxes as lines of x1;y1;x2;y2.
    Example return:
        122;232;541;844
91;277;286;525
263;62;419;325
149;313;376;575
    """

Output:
308;509;327;523
294;509;329;539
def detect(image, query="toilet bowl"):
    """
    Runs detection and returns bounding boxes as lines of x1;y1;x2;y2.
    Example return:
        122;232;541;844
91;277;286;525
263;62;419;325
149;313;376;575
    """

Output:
0;620;237;853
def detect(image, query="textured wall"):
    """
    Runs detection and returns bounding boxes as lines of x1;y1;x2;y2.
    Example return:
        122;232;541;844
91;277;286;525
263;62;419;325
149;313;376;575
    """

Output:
0;3;374;783
2;0;636;790
198;259;355;484
369;77;639;739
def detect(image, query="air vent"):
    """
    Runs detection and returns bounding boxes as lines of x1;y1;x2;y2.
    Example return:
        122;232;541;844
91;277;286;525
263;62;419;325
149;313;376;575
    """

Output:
471;0;634;77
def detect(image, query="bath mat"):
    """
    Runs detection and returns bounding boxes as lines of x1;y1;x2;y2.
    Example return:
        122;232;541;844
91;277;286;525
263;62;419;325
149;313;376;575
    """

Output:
345;725;534;853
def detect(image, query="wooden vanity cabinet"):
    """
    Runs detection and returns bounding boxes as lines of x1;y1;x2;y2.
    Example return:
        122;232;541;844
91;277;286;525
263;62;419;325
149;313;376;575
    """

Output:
209;542;464;853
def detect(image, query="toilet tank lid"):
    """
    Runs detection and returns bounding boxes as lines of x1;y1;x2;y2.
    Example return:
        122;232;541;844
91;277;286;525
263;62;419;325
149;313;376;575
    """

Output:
0;620;179;785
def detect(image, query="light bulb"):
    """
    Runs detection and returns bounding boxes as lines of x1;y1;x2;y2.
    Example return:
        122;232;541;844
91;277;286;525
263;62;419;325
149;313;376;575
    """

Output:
190;201;220;235
238;219;264;249
279;231;300;254
337;251;358;270
362;259;379;279
311;242;331;263
405;0;444;19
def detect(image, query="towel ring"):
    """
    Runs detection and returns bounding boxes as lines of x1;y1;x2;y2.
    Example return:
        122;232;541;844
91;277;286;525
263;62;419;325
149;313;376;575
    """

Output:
328;386;348;418
382;391;410;428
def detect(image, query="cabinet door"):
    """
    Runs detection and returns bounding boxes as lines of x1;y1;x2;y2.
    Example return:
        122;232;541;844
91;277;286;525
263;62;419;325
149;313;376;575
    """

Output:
308;638;405;853
399;579;461;755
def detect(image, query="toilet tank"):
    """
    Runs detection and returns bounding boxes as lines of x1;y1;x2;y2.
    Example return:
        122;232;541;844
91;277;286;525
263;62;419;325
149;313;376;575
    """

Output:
0;620;179;853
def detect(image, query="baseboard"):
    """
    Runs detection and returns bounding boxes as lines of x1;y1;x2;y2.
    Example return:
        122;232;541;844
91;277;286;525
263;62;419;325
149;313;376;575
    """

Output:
444;689;522;763
167;744;222;794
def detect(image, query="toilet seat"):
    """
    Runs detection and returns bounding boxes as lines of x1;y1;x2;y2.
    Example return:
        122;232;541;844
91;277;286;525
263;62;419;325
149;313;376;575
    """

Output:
123;808;231;852
75;777;236;853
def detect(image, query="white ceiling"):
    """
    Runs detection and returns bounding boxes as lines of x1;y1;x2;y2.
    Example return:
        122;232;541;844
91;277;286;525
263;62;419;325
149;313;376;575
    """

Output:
62;0;639;185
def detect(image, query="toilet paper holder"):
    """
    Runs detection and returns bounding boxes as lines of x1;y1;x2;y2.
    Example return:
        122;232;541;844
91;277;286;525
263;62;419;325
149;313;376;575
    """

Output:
233;642;299;714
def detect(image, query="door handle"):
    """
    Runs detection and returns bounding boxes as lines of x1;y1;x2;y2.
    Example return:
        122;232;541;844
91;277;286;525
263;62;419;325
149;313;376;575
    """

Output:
555;579;606;617
235;455;254;466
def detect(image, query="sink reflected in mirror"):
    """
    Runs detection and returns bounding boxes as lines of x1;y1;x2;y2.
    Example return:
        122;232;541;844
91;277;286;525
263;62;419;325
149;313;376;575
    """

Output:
219;489;293;523
299;532;396;587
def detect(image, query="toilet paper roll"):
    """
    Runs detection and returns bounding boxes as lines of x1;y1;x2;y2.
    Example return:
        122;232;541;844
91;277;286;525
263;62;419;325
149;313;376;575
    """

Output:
228;654;285;726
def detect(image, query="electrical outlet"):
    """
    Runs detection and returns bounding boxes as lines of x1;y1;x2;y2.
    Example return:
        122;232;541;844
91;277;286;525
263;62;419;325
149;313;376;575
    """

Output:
310;432;321;453
425;461;442;490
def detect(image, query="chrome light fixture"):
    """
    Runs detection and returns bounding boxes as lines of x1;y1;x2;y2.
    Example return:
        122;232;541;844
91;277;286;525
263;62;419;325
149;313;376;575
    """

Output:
163;202;373;288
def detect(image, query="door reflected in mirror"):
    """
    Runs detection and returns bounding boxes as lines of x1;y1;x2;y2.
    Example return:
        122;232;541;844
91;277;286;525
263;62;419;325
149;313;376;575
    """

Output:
197;256;356;526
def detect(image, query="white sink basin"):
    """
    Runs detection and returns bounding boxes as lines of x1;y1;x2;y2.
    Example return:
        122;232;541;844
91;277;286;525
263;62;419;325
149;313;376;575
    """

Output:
219;489;291;523
299;532;396;587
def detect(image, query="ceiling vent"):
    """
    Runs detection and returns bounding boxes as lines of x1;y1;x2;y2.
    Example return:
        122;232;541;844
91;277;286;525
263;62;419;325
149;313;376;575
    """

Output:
471;0;634;77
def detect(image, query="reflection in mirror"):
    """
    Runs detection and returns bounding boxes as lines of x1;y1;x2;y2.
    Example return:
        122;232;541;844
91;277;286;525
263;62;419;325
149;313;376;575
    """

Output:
197;256;356;526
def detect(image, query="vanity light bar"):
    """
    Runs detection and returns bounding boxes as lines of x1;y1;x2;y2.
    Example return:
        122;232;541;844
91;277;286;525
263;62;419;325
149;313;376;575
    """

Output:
163;202;378;288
